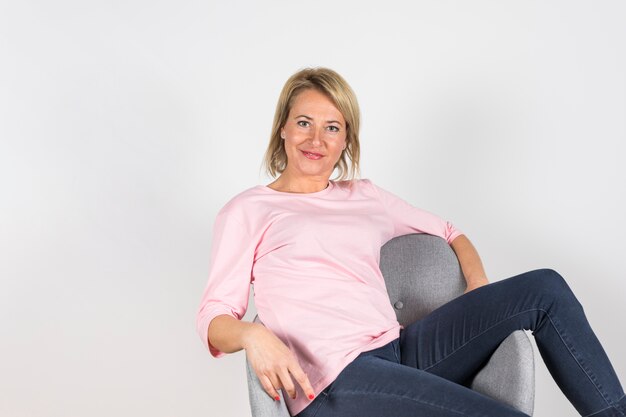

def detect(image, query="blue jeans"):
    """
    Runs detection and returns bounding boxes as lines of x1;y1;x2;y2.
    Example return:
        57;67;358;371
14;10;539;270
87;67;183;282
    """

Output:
296;269;625;417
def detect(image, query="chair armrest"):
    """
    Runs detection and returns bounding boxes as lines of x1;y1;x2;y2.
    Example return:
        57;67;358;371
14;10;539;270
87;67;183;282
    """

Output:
470;330;535;416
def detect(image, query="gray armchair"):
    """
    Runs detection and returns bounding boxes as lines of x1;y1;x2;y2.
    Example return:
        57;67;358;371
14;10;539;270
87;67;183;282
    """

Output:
246;233;535;416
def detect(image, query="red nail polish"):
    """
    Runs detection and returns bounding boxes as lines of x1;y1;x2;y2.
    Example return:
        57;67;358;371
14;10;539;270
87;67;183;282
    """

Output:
308;394;314;400
275;395;280;401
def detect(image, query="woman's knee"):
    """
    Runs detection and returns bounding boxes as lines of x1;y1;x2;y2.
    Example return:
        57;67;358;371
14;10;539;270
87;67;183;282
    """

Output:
526;268;573;299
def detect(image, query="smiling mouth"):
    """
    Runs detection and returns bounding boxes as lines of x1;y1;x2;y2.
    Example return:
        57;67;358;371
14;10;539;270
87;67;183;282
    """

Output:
301;150;323;160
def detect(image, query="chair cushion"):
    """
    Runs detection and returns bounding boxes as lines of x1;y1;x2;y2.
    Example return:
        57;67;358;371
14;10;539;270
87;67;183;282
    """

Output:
471;330;535;416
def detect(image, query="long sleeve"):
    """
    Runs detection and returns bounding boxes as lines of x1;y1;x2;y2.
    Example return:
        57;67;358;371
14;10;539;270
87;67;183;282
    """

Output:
195;208;255;358
367;179;464;244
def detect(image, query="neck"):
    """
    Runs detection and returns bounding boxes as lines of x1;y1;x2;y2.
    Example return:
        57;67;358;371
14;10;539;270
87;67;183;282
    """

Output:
268;176;330;193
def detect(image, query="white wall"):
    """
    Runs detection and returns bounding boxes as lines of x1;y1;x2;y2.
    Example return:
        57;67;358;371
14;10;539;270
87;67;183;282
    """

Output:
1;1;625;416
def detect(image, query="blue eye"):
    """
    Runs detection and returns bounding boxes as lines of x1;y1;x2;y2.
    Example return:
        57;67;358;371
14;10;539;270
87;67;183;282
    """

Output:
328;126;339;132
297;121;309;127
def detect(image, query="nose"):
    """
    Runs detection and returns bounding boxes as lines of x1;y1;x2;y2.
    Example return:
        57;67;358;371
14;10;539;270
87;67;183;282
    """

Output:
309;126;323;146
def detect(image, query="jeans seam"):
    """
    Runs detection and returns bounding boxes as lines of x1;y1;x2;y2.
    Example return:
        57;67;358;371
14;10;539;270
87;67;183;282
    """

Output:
334;389;477;416
582;394;626;417
308;392;329;417
421;307;614;409
542;309;617;410
393;340;401;363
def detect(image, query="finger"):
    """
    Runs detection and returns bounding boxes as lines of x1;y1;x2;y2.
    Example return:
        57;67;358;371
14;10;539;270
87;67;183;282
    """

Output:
289;364;316;400
276;367;297;400
259;373;281;401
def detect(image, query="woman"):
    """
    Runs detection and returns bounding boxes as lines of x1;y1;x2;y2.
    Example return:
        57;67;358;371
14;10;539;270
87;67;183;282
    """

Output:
196;67;625;417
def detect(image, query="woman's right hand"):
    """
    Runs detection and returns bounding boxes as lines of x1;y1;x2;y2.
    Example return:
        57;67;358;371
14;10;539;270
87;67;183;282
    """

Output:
243;323;316;402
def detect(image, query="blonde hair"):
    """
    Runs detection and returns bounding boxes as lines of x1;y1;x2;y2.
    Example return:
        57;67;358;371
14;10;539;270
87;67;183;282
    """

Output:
261;67;361;182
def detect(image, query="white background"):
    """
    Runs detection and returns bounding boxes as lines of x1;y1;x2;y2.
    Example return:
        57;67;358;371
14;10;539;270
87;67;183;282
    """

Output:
1;1;625;416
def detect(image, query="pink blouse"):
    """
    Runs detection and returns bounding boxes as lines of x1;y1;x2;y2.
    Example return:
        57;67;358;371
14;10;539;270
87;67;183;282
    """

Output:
195;178;464;416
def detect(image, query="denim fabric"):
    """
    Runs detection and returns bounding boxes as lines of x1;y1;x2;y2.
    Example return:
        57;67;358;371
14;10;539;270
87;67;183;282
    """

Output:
295;268;626;417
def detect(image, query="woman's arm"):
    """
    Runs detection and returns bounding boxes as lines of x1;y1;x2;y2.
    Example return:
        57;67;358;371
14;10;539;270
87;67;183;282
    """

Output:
208;314;260;354
450;234;490;293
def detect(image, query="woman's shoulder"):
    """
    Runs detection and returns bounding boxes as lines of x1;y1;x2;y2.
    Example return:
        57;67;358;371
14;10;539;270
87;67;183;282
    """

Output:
341;177;376;190
215;184;264;218
332;178;380;198
335;178;374;187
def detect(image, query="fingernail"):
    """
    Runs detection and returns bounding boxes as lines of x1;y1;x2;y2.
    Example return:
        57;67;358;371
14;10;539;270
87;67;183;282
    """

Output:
308;394;314;400
274;395;280;401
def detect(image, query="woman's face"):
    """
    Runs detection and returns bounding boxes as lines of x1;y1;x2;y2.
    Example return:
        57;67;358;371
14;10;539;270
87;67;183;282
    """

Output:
280;88;347;181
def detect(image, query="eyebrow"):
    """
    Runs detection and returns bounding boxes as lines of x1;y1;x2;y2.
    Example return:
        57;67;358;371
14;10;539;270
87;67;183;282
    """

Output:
295;114;343;126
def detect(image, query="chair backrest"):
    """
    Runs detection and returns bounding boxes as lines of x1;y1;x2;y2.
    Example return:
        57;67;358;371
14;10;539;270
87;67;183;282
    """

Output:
380;233;465;326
